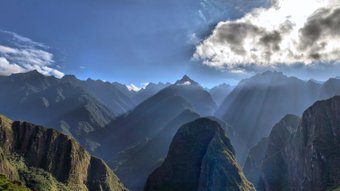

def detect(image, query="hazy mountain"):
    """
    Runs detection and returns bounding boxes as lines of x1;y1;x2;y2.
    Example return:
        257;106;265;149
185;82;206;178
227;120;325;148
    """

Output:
132;82;170;105
216;71;322;164
0;114;126;191
95;75;216;155
243;114;300;189
144;118;255;191
92;75;218;190
319;78;340;100
172;75;217;116
0;71;167;152
113;110;200;191
209;83;233;106
0;71;116;150
62;75;137;115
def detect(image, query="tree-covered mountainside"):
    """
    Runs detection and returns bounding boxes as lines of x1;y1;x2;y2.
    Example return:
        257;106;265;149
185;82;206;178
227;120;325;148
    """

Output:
0;174;31;191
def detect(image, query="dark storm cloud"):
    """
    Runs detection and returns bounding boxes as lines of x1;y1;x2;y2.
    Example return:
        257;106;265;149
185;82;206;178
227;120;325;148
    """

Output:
259;31;282;51
213;23;261;55
300;7;340;50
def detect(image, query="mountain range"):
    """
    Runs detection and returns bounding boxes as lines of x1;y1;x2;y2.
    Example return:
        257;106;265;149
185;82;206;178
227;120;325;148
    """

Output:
3;70;340;191
216;71;340;164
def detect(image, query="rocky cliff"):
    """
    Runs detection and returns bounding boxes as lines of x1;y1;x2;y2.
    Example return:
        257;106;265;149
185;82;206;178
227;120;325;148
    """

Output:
255;96;340;191
258;114;300;191
285;96;340;191
144;118;255;191
0;115;126;191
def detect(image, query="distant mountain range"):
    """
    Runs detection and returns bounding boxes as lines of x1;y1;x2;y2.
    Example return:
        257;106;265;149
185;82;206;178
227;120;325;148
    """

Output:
0;71;231;190
216;71;340;164
92;75;219;190
0;71;174;152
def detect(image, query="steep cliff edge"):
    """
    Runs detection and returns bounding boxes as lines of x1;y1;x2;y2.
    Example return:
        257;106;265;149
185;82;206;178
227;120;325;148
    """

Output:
0;115;126;191
286;96;340;191
257;96;340;191
144;118;255;191
258;114;300;191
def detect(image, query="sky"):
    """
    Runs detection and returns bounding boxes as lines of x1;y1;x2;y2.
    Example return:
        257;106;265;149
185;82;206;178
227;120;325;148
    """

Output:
0;0;339;87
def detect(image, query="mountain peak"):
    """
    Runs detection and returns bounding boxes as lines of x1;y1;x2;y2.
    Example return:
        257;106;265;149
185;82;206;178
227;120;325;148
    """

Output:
175;75;199;86
261;70;284;76
62;74;78;81
239;70;292;86
145;118;255;191
10;70;45;78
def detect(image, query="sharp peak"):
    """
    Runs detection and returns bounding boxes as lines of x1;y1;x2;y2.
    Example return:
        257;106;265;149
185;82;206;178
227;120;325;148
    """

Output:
62;74;78;81
175;75;199;85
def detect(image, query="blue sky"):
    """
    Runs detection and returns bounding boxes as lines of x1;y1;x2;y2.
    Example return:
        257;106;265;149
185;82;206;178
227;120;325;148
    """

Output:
0;0;271;87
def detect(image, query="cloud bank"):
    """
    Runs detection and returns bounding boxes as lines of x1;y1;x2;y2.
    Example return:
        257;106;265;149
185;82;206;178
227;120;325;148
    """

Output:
0;30;64;78
194;0;340;73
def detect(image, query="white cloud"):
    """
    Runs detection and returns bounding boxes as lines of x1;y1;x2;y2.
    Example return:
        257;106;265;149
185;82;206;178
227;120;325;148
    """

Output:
194;0;340;72
0;30;64;78
0;57;25;75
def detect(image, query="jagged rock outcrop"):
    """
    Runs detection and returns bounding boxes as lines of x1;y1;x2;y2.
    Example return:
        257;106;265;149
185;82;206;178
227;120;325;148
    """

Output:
144;118;255;191
257;96;340;191
285;96;340;191
0;115;126;191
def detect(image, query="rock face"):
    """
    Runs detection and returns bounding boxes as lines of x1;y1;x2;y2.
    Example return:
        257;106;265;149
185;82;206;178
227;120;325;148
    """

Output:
257;114;300;191
254;96;340;191
243;137;269;185
0;115;126;191
144;118;255;191
285;96;340;191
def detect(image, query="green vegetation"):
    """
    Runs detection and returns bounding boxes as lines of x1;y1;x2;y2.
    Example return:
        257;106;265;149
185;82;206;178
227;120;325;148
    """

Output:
7;154;71;191
0;174;30;191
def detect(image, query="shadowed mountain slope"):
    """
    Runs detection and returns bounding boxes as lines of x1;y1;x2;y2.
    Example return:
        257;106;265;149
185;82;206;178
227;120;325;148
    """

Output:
216;71;321;164
144;118;255;191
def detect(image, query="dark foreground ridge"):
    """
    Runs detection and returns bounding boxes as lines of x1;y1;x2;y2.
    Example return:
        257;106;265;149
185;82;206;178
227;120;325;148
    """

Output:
144;118;255;191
